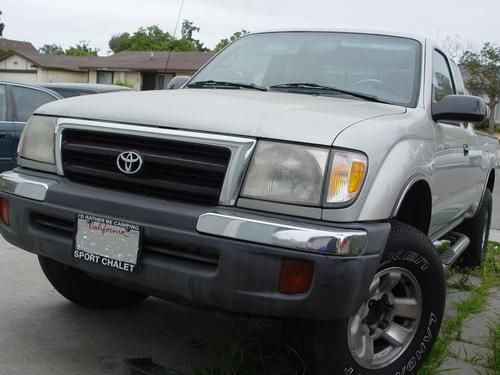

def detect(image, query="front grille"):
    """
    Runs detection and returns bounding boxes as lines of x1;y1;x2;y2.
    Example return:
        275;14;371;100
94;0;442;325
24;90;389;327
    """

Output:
61;129;231;204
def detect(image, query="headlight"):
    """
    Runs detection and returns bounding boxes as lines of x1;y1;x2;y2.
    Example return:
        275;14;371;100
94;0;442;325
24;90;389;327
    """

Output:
241;141;367;207
326;151;367;204
241;141;329;206
17;116;57;164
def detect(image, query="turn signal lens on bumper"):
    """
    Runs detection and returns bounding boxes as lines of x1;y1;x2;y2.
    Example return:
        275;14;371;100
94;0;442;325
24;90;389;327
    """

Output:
326;151;367;204
0;198;9;225
279;259;314;294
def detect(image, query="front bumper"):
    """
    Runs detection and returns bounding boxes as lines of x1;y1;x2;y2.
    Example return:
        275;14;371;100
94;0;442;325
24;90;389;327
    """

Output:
0;169;390;319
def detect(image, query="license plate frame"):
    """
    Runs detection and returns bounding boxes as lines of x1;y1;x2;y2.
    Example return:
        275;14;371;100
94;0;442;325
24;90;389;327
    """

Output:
73;213;142;273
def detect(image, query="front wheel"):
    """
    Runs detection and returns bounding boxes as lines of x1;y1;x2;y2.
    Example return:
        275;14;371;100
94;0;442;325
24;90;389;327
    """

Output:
286;221;445;374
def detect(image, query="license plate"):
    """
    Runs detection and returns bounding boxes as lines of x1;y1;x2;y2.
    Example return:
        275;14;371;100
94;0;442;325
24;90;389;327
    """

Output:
73;213;141;273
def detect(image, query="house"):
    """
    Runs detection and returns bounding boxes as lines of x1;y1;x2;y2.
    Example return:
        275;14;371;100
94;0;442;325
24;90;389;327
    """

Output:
81;51;215;90
0;37;214;90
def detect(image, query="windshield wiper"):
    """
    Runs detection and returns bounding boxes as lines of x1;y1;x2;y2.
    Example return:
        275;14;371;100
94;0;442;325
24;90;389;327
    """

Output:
187;80;268;91
269;82;391;104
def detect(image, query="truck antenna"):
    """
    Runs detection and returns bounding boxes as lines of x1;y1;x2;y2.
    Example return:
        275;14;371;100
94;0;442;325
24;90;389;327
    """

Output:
163;0;185;75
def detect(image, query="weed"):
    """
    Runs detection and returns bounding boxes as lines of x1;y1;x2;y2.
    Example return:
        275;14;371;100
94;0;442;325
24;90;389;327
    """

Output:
419;242;499;374
485;321;500;371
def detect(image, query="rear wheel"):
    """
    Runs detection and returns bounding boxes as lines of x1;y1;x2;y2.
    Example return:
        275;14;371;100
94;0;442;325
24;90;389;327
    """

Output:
456;189;492;267
39;256;148;309
285;221;445;374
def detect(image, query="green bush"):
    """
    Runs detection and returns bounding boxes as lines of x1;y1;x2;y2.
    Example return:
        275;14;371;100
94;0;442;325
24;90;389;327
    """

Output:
114;81;135;89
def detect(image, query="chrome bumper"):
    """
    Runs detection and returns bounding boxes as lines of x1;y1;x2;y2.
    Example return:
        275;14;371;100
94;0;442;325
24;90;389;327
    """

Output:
197;213;367;255
0;171;368;256
0;171;57;201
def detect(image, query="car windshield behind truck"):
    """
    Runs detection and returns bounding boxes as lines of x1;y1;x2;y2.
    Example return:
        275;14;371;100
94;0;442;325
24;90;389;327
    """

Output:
190;32;421;107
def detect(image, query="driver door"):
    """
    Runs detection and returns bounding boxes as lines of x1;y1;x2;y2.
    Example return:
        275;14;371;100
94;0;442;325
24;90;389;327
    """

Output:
430;50;476;235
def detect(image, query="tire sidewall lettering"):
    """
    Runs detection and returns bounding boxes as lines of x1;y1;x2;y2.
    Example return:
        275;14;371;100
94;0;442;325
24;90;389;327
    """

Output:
380;250;430;271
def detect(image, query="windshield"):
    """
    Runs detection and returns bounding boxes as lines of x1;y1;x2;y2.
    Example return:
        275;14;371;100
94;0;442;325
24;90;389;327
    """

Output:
190;32;422;107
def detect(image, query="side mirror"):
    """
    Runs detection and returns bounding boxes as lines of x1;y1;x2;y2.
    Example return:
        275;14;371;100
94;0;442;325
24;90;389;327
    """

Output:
432;95;489;123
167;76;191;90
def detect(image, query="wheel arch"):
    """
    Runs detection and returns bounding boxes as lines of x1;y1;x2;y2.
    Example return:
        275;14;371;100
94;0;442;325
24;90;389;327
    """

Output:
392;177;432;235
486;169;495;192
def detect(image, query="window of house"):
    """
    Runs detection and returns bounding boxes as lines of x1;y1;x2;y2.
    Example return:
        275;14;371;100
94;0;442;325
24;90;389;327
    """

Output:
97;71;114;85
0;85;6;122
12;86;56;123
432;50;455;102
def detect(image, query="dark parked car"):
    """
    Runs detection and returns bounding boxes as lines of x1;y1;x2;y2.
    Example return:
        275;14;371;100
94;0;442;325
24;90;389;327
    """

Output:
38;83;133;98
0;81;61;172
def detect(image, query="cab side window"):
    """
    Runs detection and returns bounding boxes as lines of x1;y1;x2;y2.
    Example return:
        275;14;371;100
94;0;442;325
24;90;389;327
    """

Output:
432;50;455;102
12;86;56;123
0;85;6;122
450;60;465;95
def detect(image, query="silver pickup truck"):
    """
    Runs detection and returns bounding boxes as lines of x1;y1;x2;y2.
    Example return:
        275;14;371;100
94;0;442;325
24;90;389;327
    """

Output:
0;30;497;374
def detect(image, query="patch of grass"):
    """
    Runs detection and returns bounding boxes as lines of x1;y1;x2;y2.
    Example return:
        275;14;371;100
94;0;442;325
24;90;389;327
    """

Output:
418;242;499;374
447;274;474;291
485;321;500;371
192;319;303;375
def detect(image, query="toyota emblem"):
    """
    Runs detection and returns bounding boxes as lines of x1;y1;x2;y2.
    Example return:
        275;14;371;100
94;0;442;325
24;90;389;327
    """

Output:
117;151;143;175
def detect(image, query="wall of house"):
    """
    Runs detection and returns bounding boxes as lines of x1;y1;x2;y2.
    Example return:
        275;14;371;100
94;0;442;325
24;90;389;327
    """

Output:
112;71;141;90
0;71;37;83
0;54;35;71
88;70;141;90
37;69;88;83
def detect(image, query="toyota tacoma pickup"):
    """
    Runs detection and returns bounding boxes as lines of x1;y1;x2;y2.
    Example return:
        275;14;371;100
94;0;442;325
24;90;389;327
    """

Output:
0;30;497;374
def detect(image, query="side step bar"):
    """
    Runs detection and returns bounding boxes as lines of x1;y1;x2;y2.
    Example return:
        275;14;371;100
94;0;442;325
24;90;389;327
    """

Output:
436;231;470;269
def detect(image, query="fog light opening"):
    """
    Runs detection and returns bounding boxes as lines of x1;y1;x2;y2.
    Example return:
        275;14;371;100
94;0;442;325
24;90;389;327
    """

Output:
279;259;314;294
0;198;9;225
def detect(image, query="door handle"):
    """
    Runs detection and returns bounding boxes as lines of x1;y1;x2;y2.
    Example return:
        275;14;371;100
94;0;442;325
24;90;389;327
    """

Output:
0;133;8;139
463;144;469;156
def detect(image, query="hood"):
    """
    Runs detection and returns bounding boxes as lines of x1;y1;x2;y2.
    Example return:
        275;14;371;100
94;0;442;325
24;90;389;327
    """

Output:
36;89;406;146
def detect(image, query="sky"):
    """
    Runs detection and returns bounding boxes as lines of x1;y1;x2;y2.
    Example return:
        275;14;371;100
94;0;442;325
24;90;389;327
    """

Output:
1;0;499;55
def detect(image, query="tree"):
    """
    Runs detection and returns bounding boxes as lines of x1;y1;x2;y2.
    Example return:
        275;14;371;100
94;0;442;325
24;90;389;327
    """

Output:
65;41;99;56
460;43;500;134
108;23;207;53
181;20;199;42
440;34;474;60
39;44;65;55
214;30;249;52
109;26;171;53
109;32;131;53
0;11;5;37
180;19;208;51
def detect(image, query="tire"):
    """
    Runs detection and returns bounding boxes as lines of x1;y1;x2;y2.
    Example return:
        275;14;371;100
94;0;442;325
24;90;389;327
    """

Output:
285;221;445;375
39;256;148;309
456;189;492;267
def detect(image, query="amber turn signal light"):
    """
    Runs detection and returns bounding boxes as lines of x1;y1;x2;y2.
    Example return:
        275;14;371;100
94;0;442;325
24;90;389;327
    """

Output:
279;259;314;294
0;198;9;225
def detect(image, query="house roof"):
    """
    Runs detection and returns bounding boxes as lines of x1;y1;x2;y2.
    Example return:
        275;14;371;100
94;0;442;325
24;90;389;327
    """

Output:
27;54;105;71
79;51;215;71
0;38;38;54
0;43;214;72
